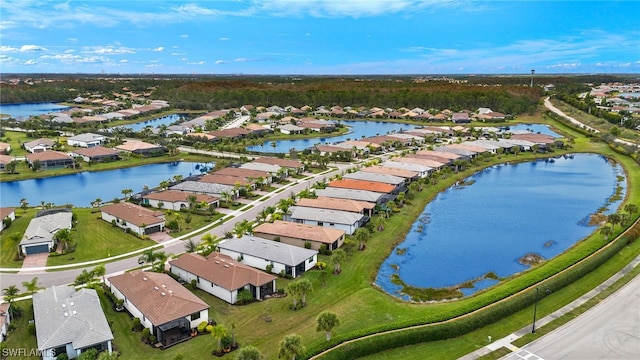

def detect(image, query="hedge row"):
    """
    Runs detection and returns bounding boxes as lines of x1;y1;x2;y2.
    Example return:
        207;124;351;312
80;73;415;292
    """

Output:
309;225;634;359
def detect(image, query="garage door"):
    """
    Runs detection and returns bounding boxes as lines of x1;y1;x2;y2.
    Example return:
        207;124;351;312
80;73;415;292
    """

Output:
25;244;49;255
144;225;162;234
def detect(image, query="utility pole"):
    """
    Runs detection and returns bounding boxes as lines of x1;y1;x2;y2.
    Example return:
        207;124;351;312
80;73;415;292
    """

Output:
530;69;535;88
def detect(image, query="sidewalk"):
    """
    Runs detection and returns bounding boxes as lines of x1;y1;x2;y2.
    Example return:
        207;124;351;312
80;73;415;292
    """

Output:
458;254;640;360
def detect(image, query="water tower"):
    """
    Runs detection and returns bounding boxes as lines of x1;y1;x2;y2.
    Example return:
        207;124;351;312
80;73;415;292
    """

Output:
530;70;535;87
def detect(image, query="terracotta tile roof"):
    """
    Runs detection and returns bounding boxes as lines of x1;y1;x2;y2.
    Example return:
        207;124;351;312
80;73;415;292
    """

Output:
0;154;13;164
416;150;461;160
72;146;119;157
316;145;349;153
26;150;71;162
108;270;209;327
199;174;252;186
253;157;304;169
328;178;395;193
101;202;164;227
24;138;55;149
360;165;418;178
253;220;345;244
445;143;487;153
403;153;452;164
142;190;218;203
115;140;163;152
0;207;15;219
296;197;374;213
169;253;276;291
510;133;556;144
391;157;446;169
0;142;10;151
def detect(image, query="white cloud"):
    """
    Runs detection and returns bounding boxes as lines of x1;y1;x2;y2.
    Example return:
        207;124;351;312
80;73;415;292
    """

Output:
172;4;223;16
180;34;189;38
24;59;38;65
64;49;75;53
88;46;135;55
20;44;47;52
253;0;461;18
120;59;128;63
0;46;19;53
0;21;16;30
188;61;205;65
152;47;165;52
219;37;230;41
215;60;226;64
41;53;107;64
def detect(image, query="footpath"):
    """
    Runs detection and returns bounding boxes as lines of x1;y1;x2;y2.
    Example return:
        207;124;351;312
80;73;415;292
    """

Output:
458;254;640;360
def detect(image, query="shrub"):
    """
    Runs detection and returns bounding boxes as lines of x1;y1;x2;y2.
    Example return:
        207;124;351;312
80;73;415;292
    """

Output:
132;318;142;332
56;353;69;360
141;328;151;343
27;322;36;335
304;241;311;249
265;264;273;273
205;324;214;333
149;334;156;344
197;321;208;333
236;289;255;305
190;279;197;290
316;261;327;270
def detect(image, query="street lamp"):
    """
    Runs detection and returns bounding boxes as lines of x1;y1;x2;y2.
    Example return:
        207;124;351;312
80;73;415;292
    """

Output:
532;287;551;333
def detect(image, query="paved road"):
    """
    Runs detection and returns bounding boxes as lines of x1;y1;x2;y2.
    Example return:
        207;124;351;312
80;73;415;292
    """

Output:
0;163;351;291
505;274;640;360
222;115;250;129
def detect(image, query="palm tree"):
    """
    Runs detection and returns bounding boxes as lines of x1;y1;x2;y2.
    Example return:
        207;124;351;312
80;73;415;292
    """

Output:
91;198;102;208
2;285;20;304
187;194;198;210
92;264;106;284
54;228;72;253
278;334;304;360
22;277;43;295
395;192;406;208
121;188;133;200
353;228;370;250
286;281;301;309
211;324;228;353
297;279;313;306
331;249;347;275
173;174;183;183
138;249;166;270
20;198;29;212
316;311;340;341
607;213;621;231
221;191;233;206
600;225;613;241
235;345;263;360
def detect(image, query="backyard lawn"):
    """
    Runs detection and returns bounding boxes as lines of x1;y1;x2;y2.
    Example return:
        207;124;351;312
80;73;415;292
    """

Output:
0;208;36;268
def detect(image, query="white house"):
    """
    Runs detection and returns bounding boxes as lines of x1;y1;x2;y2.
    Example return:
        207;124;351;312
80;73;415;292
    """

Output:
169;252;277;304
0;303;11;343
23;138;55;153
285;206;366;235
108;270;209;348
66;133;107;148
100;203;165;235
218;236;318;278
142;190;219;211
19;210;72;255
33;286;113;360
0;207;16;232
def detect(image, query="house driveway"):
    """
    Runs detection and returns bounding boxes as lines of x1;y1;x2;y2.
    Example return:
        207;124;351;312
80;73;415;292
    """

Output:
21;253;49;269
147;231;173;243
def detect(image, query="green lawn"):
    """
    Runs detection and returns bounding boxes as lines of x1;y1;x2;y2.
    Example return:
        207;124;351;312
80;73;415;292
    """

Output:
0;208;37;268
164;210;224;238
46;208;157;267
0;130;34;156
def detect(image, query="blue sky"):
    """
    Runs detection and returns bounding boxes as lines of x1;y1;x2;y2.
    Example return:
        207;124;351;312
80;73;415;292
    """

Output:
1;1;639;75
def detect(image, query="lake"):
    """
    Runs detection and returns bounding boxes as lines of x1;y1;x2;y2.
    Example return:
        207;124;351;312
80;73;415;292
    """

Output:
0;102;70;119
375;153;625;299
246;120;418;153
0;161;214;207
118;113;187;132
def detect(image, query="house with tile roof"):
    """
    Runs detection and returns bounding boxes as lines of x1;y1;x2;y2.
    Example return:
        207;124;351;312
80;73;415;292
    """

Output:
71;146;119;162
199;174;256;189
360;165;420;180
66;133;107;148
0;154;12;170
214;167;272;184
33;286;113;360
315;187;391;204
0;303;11;343
169;252;276;304
108;270;209;348
252;157;305;173
380;161;432;178
328;178;396;194
217;235;318;278
23;138;55;153
100;202;165;235
0;142;11;154
296;197;375;217
0;207;15;232
170;181;236;198
285;206;366;235
115;140;165;157
20;210;72;255
252;220;345;251
343;171;406;187
26;151;75;170
142;190;219;211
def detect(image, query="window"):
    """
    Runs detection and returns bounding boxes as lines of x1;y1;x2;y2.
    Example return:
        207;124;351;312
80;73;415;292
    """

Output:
317;222;324;226
190;311;200;321
308;258;313;264
329;223;335;226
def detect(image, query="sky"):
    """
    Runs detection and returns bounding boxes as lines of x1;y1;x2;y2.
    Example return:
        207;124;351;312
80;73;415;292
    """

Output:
1;0;639;75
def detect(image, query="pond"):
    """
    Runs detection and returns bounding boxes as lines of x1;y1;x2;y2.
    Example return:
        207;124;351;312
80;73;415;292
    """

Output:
0;102;70;119
117;113;188;132
375;153;626;300
501;124;559;137
246;120;418;153
0;161;215;208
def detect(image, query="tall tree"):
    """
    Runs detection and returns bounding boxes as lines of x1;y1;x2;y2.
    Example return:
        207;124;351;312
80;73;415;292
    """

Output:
316;311;340;341
2;285;19;304
331;249;347;275
211;324;228;353
22;277;43;295
278;334;305;360
354;227;370;250
286;281;301;309
297;279;313;306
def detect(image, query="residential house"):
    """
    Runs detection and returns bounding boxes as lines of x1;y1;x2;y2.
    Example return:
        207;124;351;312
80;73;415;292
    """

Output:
278;124;305;135
315;187;390;204
296;197;375;217
451;112;471;124
66;133;106;148
26;151;74;170
328;178;396;194
0;155;13;171
71;146;119;162
199;174;256;190
108;270;209;348
100;203;165;235
170;181;236;198
380;161;432;178
115;140;165;157
0;142;11;154
252;157;305;174
19;210;72;255
33;286;113;360
416;149;461;161
252;220;345;251
142;190;219;211
23;138;55;153
285;206;365;235
217;235;318;278
0;207;16;232
0;303;11;343
397;155;447;170
360;165;420;181
169;253;276;304
214;167;272;185
343;171;407;187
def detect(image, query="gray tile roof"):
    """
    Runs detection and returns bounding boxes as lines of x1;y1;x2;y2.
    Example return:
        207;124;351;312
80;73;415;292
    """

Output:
344;171;405;185
288;206;364;225
33;286;113;351
218;235;317;266
380;161;432;173
170;181;234;195
67;133;105;142
20;212;72;246
315;187;384;203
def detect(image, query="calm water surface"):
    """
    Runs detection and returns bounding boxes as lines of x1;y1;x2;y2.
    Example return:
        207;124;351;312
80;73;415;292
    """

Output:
119;114;187;132
0;162;213;207
0;102;70;119
375;153;625;299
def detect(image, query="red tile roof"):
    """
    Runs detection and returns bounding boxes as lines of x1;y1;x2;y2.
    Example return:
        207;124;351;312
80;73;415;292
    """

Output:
252;220;345;244
296;197;374;213
101;202;164;227
360;165;418;178
142;190;218;203
253;157;304;169
26;150;71;162
199;174;253;186
328;178;395;193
